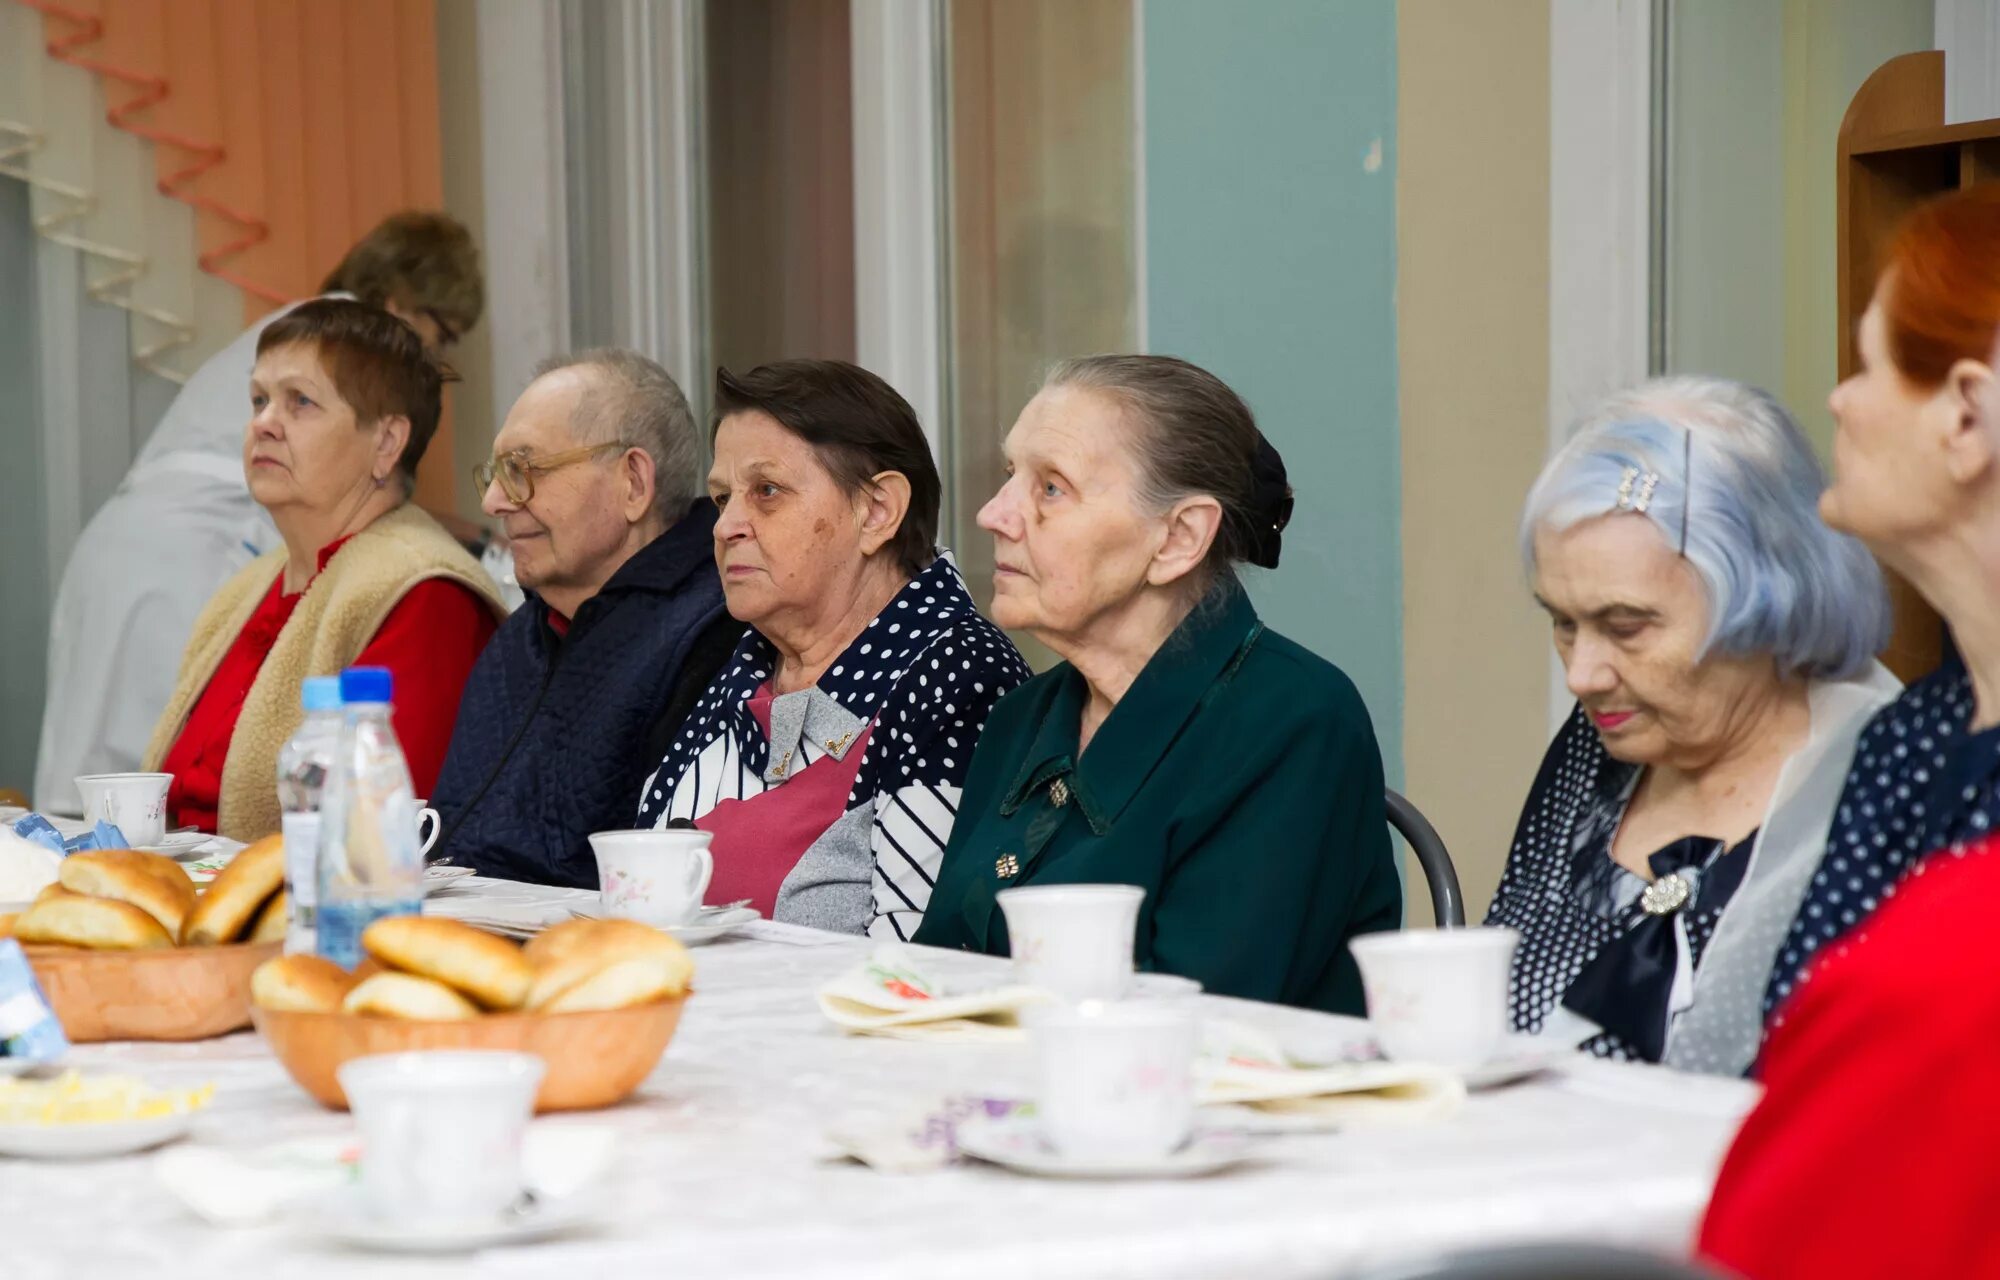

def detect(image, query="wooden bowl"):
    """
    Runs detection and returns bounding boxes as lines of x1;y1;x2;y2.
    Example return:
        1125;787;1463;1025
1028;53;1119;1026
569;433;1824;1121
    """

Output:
24;942;280;1042
252;995;689;1113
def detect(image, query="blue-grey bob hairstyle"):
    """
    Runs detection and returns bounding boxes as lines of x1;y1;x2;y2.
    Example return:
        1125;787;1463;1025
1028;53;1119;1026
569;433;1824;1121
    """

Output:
1520;376;1890;681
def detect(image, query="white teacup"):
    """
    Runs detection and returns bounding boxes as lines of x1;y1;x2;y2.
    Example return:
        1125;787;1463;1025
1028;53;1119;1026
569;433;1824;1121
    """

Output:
338;1050;545;1223
1349;926;1521;1070
1029;1000;1197;1162
588;829;714;926
997;884;1144;1001
74;773;173;846
415;802;441;858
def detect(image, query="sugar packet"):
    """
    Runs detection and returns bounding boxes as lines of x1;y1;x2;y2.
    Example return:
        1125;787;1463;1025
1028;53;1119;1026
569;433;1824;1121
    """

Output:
0;939;68;1066
10;814;129;856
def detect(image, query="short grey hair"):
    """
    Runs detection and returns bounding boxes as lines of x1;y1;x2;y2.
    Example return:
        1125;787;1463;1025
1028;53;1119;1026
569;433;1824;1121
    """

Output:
531;348;700;516
1520;375;1890;680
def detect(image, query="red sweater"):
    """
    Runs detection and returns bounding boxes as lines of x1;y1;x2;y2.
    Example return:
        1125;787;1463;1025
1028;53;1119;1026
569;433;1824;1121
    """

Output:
1699;838;2000;1279
161;538;497;831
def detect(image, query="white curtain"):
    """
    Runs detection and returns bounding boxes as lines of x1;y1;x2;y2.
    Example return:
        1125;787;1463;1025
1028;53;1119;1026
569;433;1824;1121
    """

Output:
0;3;242;793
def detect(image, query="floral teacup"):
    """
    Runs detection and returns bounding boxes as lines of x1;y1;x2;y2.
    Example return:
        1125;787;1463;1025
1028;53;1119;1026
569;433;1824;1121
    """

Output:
588;829;714;926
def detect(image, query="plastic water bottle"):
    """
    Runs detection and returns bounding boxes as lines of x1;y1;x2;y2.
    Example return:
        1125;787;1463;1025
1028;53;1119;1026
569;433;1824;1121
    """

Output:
315;667;423;968
275;676;343;955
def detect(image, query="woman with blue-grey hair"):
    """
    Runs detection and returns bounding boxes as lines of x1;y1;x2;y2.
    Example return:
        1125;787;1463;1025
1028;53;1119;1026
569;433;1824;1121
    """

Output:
1485;376;1898;1076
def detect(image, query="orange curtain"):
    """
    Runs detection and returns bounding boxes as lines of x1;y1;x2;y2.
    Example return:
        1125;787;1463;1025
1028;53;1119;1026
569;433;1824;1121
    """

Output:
19;0;454;503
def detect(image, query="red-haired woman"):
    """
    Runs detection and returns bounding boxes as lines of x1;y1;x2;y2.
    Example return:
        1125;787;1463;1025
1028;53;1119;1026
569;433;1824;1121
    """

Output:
1751;185;2000;1028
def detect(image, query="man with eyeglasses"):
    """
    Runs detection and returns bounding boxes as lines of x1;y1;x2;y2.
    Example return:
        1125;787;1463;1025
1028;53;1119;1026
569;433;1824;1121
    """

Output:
428;350;741;887
34;211;485;813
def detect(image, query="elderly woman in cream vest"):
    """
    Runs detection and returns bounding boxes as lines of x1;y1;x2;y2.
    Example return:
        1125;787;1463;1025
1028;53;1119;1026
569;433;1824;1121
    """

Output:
144;299;503;841
1487;376;1898;1076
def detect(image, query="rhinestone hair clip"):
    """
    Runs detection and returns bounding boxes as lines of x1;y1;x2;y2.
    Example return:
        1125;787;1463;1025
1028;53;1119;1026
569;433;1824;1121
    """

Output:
1614;466;1661;515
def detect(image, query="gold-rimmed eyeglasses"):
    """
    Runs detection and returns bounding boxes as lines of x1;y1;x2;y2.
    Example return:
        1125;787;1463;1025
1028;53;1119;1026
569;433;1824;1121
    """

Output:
474;442;635;505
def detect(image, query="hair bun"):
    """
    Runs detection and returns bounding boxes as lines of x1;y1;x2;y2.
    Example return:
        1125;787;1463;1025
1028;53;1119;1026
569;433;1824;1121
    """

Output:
1247;432;1293;569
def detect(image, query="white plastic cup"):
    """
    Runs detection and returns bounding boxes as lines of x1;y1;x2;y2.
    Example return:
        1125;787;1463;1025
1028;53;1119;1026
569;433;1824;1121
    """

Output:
73;773;173;845
338;1050;546;1222
997;884;1144;1001
1349;927;1520;1070
589;829;715;925
1029;1000;1197;1162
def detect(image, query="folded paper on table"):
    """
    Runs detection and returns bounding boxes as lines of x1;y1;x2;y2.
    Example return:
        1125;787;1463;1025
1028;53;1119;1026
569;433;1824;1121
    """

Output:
155;1125;621;1226
817;948;1049;1042
1199;1019;1465;1123
825;1096;1031;1173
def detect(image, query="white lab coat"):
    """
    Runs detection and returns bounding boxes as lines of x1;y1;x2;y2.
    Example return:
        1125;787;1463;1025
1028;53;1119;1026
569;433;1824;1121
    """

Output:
31;306;305;813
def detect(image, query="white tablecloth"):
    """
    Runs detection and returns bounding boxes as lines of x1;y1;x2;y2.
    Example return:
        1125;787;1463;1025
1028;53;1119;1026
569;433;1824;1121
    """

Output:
4;879;1759;1279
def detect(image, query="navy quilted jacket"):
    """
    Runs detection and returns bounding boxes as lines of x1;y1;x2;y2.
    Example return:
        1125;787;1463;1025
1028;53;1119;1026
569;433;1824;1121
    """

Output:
432;501;735;886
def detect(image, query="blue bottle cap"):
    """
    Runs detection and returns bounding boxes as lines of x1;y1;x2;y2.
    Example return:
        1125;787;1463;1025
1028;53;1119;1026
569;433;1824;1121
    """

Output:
339;666;393;704
300;676;343;713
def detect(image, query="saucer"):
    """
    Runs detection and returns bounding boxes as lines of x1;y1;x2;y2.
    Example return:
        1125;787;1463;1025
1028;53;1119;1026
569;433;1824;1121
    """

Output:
955;1115;1253;1180
293;1187;596;1254
1460;1036;1567;1090
567;904;760;946
146;832;215;858
0;1111;193;1159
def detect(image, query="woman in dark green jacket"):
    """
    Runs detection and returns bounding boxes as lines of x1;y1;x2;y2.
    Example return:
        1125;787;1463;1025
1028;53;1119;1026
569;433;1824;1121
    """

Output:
912;355;1400;1014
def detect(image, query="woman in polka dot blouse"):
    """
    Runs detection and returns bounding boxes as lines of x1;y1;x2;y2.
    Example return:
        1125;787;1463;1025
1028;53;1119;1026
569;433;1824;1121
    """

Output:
1487;376;1896;1074
1762;186;2000;1031
634;361;1029;940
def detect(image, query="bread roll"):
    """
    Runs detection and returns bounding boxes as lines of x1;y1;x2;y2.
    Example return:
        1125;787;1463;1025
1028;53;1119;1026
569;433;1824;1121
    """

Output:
251;954;358;1013
0;912;16;938
14;893;174;950
248;890;289;945
181;834;285;945
541;951;686;1013
59;849;196;937
524;918;691;1010
341;971;480;1020
361;916;531;1010
33;882;73;904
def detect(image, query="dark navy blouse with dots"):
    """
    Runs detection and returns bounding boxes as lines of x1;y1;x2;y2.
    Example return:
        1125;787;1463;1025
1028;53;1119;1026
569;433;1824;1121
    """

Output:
1763;653;2000;1024
1486;706;1751;1063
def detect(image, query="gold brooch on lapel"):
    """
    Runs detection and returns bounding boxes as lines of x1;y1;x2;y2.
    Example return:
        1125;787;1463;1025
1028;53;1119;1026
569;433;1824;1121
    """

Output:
995;853;1020;879
1050;778;1071;808
771;748;794;780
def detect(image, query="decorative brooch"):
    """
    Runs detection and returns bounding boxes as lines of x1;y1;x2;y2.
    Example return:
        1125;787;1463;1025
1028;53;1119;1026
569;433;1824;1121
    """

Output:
1640;872;1692;916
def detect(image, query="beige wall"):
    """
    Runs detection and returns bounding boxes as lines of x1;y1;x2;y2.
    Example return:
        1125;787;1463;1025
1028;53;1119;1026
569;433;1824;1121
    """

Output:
1396;0;1554;923
437;0;498;521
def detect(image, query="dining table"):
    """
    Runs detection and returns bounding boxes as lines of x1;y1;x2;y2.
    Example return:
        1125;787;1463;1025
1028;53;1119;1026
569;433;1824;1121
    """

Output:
2;876;1760;1279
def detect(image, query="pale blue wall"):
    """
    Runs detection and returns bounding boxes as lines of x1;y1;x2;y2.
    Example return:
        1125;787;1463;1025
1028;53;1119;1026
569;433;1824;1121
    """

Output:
1142;0;1403;780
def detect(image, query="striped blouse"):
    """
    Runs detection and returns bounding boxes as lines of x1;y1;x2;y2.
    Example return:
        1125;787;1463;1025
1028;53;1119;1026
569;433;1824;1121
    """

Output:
634;555;1030;939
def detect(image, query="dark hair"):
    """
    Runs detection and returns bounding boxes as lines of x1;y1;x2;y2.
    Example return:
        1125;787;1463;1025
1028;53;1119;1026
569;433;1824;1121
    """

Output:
1044;354;1293;588
321;211;485;340
257;298;453;492
712;360;941;577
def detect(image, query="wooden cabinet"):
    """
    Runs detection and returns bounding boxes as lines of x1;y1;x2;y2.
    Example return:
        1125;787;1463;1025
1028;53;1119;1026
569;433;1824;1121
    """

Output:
1838;51;2000;681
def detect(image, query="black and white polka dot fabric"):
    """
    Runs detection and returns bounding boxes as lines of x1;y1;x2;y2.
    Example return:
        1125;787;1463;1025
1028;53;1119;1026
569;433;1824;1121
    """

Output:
1486;706;1750;1063
1763;655;2000;1024
633;555;1031;938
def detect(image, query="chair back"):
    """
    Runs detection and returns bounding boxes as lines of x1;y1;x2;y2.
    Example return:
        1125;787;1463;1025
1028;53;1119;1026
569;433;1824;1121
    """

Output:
1386;788;1464;927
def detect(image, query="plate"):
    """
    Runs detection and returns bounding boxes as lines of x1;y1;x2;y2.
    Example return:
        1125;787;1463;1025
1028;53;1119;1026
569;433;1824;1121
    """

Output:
0;1110;193;1159
955;1115;1254;1180
566;904;761;946
293;1187;597;1254
425;865;477;884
